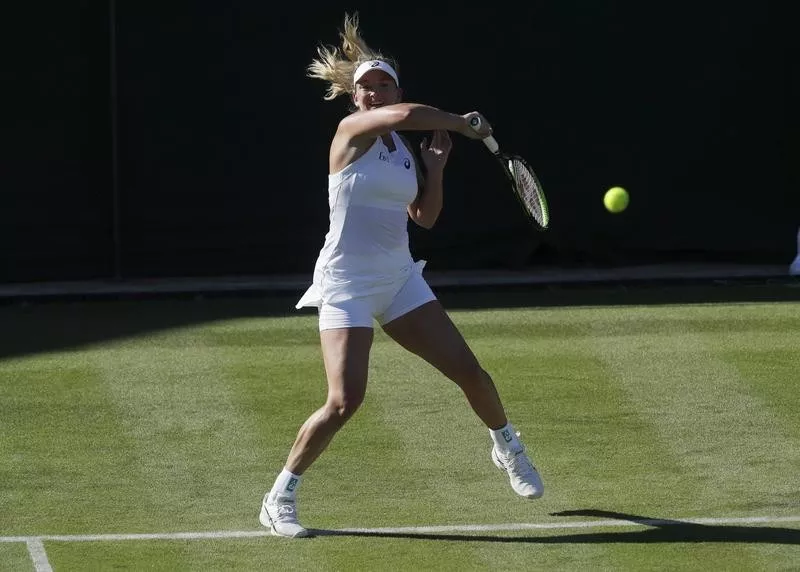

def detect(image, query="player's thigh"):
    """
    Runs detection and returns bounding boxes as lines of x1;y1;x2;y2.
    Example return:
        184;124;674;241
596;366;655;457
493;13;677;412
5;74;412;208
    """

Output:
381;300;480;382
319;300;375;404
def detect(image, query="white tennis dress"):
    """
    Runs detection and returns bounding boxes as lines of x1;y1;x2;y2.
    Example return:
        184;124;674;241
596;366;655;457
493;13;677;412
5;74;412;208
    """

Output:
296;131;425;309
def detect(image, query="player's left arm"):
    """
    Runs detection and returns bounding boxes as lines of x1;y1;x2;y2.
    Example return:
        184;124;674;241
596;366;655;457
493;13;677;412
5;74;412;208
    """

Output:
402;130;452;229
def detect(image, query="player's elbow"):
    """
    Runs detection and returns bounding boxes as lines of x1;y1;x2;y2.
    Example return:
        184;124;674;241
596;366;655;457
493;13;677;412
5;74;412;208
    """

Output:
387;106;414;128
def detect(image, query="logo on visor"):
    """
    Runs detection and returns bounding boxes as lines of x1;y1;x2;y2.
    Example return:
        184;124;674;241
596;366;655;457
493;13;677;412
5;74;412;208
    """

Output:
404;158;411;169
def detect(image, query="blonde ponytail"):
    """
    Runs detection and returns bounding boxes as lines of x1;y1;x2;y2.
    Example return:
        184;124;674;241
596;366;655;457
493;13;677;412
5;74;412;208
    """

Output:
307;12;399;101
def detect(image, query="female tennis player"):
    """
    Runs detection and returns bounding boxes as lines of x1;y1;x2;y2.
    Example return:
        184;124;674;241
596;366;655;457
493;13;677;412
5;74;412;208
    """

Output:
260;13;544;538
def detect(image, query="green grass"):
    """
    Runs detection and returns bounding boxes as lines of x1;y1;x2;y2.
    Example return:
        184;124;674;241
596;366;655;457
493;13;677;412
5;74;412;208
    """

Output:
1;298;799;570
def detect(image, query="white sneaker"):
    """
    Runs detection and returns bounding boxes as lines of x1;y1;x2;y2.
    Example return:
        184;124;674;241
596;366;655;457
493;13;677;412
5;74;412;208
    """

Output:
259;494;311;538
492;446;544;499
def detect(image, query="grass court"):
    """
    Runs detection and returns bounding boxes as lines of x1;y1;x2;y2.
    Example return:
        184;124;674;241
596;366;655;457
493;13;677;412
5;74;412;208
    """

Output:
1;285;799;570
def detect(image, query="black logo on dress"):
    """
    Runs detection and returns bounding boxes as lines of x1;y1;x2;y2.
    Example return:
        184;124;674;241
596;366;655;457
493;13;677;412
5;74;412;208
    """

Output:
403;158;411;169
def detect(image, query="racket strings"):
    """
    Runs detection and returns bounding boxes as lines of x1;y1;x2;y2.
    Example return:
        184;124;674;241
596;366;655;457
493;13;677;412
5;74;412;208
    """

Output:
510;158;549;227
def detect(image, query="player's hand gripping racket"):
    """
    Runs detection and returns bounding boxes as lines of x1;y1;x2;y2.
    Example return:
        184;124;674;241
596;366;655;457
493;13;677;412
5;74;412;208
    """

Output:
469;116;550;231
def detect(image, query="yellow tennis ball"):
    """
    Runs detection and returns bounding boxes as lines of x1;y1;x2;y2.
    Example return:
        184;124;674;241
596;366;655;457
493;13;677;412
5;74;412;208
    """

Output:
604;186;629;213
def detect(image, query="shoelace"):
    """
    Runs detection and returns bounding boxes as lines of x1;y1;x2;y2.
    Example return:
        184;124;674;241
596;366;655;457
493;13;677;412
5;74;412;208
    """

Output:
277;504;297;518
269;501;298;520
502;450;537;477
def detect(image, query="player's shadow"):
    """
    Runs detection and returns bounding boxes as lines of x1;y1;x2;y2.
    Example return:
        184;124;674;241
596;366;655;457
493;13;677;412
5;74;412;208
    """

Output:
309;509;800;545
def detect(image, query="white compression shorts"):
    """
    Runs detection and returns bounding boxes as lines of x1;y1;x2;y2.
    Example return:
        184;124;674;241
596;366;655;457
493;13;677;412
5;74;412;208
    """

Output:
318;270;437;331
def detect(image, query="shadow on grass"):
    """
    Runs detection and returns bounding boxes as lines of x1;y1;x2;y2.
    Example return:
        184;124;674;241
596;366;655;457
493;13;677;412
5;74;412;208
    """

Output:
0;294;306;361
309;509;800;544
0;279;797;360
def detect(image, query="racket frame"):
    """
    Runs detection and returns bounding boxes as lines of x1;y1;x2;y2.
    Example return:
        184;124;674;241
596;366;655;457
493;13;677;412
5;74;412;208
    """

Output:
496;151;549;231
469;118;549;231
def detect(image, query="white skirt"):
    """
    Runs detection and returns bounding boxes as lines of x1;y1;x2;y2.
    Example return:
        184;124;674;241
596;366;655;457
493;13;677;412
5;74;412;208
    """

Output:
296;259;427;309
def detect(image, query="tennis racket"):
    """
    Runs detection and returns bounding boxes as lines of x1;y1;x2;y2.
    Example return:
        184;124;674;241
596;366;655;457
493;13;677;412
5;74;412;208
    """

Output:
469;116;550;231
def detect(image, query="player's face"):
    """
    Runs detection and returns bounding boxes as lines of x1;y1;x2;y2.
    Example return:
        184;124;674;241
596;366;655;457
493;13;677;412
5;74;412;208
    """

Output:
353;70;400;111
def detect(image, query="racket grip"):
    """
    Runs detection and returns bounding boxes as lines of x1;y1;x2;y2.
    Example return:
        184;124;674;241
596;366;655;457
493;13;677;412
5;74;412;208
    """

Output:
482;136;499;154
468;115;499;153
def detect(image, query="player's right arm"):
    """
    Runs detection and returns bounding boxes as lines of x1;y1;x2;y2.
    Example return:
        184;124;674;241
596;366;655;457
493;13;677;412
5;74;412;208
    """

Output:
329;105;489;174
340;104;479;139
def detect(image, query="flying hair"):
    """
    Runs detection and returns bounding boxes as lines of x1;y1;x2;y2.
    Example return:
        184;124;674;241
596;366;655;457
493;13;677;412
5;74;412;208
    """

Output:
307;12;399;101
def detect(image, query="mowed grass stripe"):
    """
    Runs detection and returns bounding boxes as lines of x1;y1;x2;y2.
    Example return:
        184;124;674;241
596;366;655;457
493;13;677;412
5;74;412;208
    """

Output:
449;309;722;568
475;338;701;511
712;333;800;567
0;360;158;535
713;339;800;444
207;315;366;570
85;338;244;569
450;309;709;512
367;313;615;569
352;329;508;570
585;306;800;516
189;315;353;571
90;334;269;532
560;303;800;571
207;315;457;568
0;350;193;570
198;314;328;513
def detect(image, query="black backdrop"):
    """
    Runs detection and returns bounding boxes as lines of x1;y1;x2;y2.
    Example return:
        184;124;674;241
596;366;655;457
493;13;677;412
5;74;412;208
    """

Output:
3;1;798;283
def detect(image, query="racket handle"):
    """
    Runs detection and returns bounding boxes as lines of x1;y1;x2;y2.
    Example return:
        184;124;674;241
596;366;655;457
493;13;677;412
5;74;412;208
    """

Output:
481;135;499;154
468;115;500;154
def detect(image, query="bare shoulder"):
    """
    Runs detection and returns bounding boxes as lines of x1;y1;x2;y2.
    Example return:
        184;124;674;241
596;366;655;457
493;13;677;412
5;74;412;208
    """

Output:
329;118;375;174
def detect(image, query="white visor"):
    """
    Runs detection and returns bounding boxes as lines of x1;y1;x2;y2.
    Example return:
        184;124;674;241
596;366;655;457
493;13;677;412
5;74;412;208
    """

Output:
353;60;399;87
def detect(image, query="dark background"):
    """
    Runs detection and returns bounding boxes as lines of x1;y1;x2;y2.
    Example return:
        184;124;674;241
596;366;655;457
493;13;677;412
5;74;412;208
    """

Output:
3;1;797;284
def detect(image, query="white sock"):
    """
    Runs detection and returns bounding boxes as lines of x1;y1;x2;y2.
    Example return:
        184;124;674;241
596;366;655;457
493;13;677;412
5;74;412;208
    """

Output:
268;468;302;502
490;422;522;454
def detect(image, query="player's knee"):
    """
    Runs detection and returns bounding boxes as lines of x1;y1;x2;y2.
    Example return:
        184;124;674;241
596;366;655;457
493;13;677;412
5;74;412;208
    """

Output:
452;359;490;388
475;365;494;387
325;393;364;424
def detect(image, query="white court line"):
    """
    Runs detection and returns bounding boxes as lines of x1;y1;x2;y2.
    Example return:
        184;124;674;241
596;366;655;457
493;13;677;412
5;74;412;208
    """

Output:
25;539;53;572
2;515;799;545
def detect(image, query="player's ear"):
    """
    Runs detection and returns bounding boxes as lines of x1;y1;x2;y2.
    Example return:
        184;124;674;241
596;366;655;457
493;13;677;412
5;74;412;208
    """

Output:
397;87;403;102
